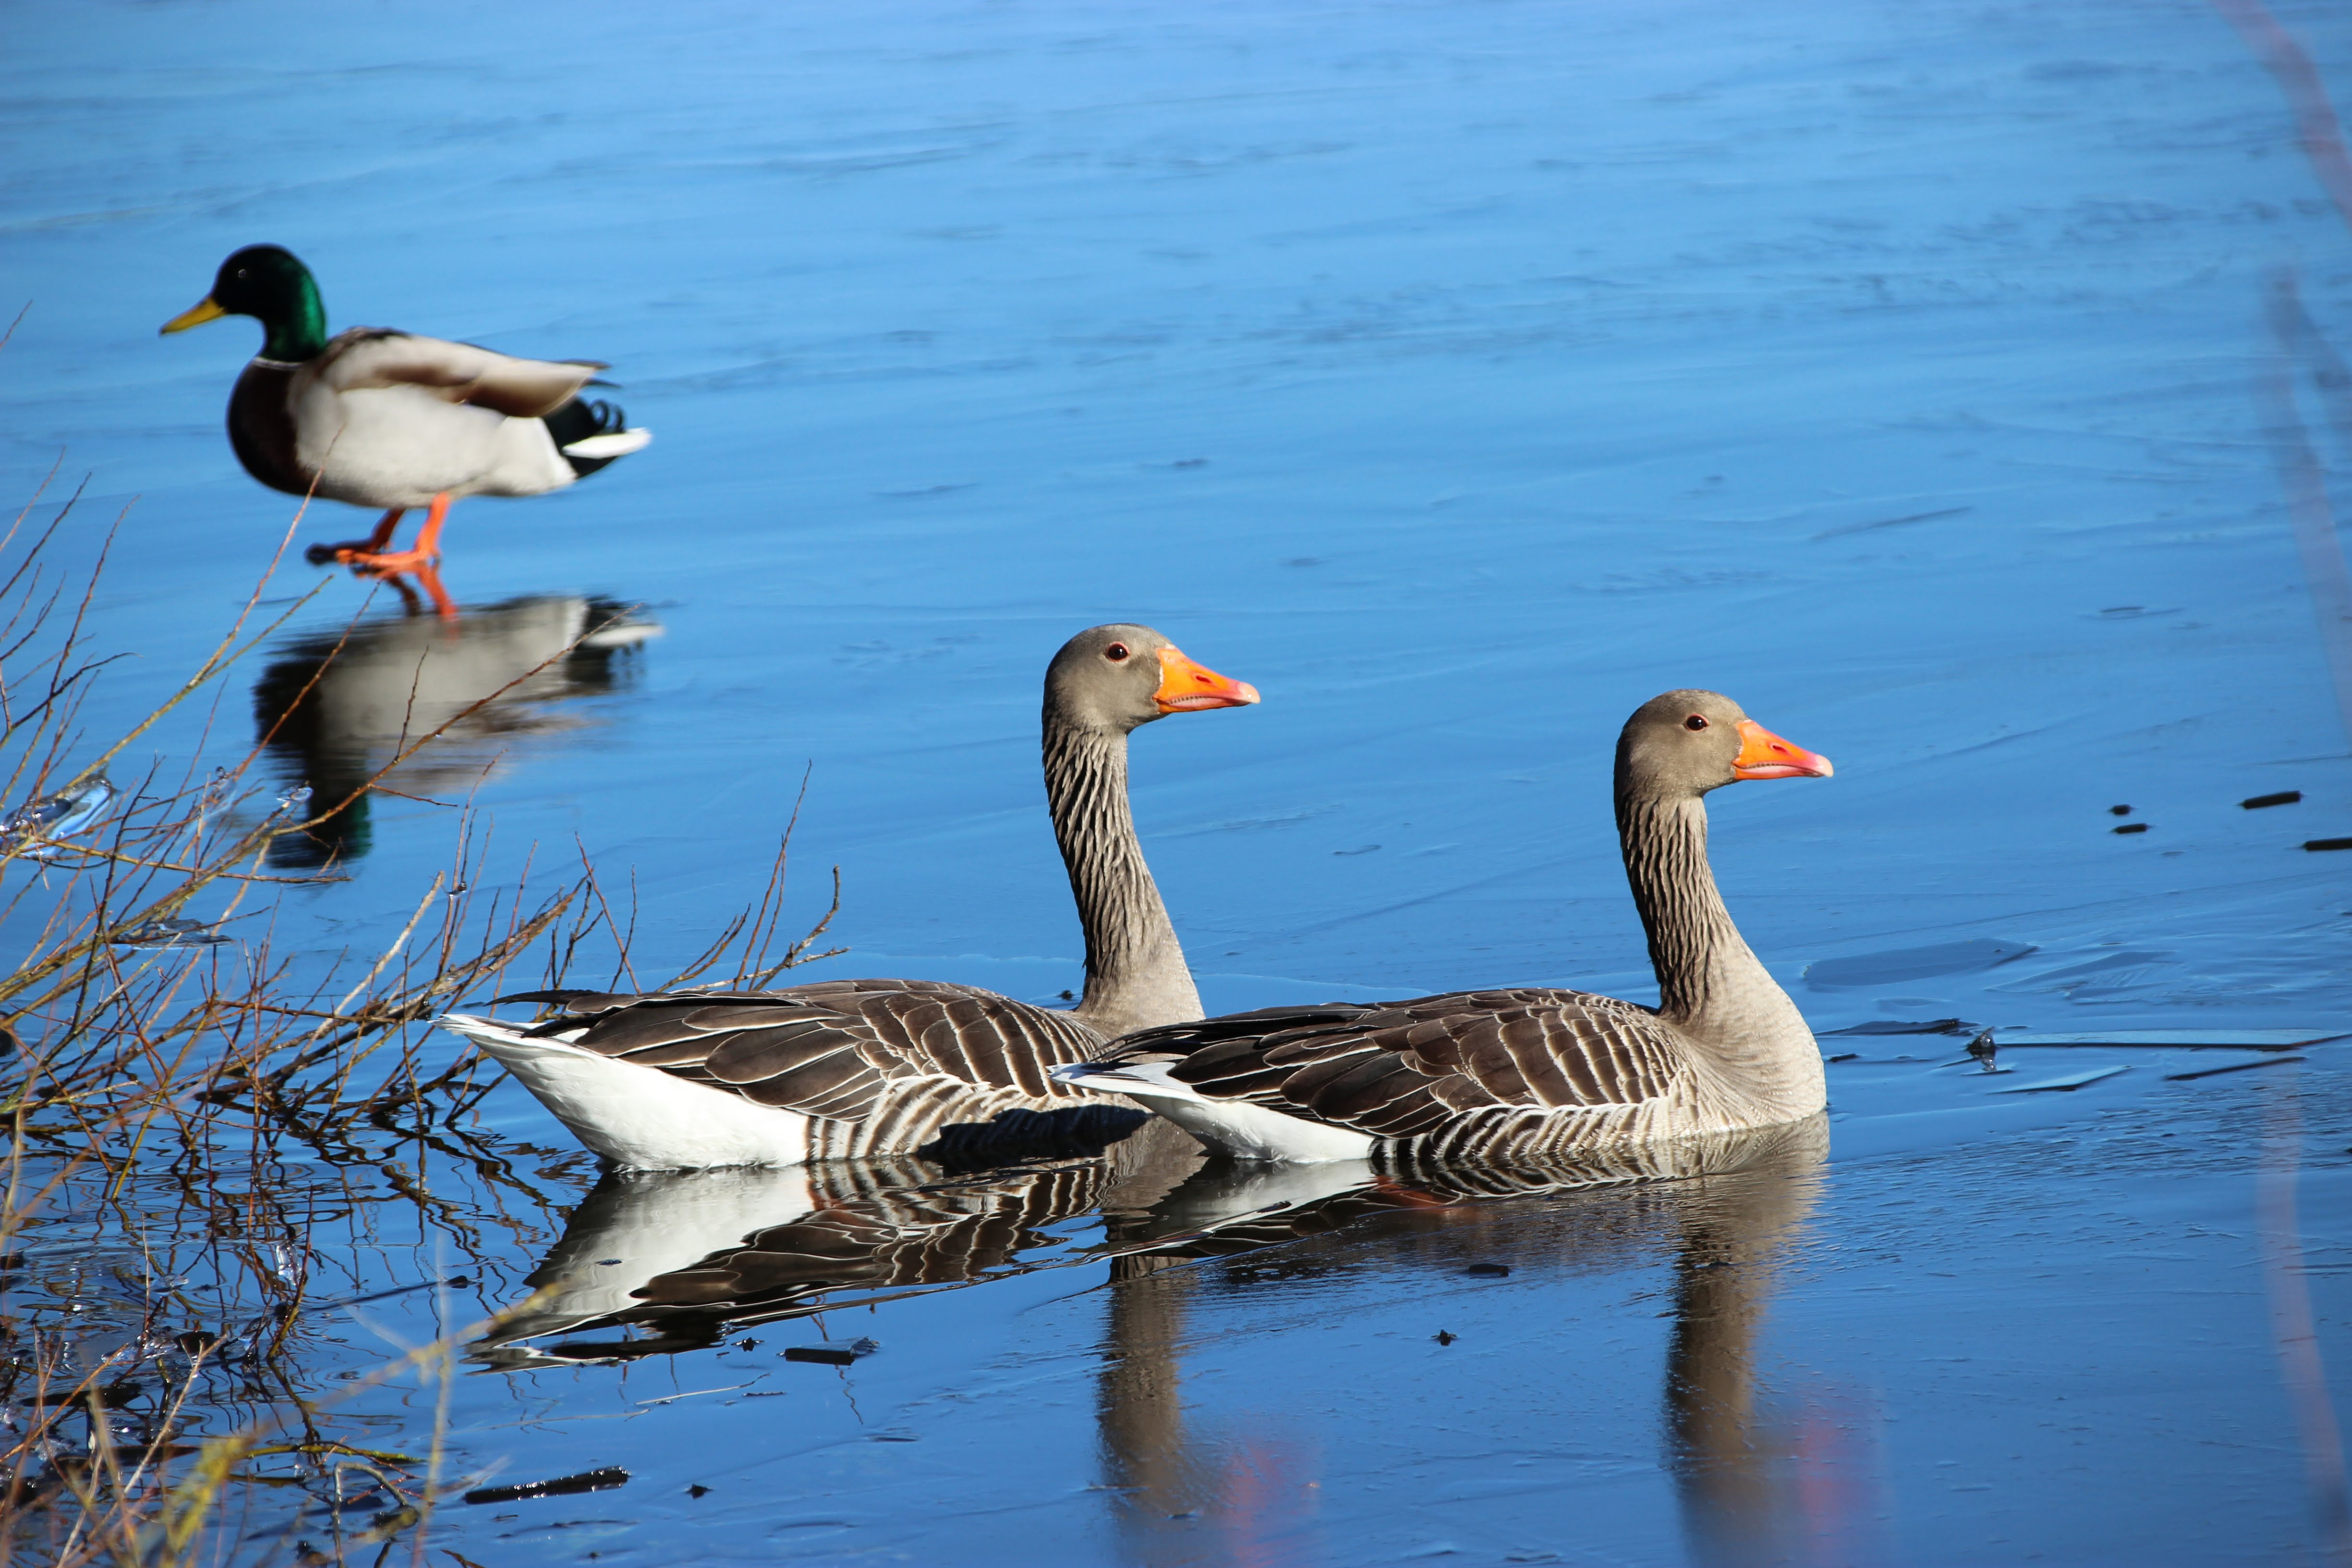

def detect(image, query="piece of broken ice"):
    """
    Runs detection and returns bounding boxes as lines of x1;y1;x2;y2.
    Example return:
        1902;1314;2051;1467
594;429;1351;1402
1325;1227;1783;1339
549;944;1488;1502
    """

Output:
110;917;231;949
0;776;114;860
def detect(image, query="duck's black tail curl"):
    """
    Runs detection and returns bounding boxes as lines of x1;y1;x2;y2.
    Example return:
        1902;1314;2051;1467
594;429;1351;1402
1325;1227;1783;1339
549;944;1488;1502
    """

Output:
543;397;636;478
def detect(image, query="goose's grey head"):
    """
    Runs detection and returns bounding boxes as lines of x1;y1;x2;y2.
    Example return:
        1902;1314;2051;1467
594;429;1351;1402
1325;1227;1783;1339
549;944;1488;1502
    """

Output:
1615;689;1832;801
1044;624;1259;735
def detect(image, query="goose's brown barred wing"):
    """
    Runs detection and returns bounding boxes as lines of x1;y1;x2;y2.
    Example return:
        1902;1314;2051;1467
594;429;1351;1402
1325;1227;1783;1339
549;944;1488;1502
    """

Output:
501;977;1109;1121
1099;988;1687;1138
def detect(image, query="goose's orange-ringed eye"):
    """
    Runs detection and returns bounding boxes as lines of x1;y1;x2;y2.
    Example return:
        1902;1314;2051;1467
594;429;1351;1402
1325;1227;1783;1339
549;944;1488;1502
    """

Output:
1685;714;1709;731
1104;643;1130;661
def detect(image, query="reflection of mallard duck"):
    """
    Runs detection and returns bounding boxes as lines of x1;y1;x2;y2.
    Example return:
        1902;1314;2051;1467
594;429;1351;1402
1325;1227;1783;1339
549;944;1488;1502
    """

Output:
254;596;655;867
161;245;649;584
1060;692;1835;1162
440;625;1259;1170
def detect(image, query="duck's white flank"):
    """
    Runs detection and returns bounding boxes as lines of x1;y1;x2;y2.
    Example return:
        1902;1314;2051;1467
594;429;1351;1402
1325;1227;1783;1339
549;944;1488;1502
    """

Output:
1050;1060;1375;1162
440;1013;812;1169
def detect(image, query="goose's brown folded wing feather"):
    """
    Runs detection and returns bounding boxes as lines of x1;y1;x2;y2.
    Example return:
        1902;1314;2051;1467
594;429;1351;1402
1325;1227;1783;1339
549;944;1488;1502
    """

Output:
502;978;1107;1121
1101;988;1686;1138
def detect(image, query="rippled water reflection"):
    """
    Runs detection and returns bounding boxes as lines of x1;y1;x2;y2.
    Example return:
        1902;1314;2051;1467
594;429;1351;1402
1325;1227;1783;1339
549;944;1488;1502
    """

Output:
252;595;656;867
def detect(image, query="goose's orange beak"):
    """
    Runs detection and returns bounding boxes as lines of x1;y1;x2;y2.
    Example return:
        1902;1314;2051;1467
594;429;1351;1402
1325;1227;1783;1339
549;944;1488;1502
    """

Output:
1155;647;1259;713
1734;718;1832;780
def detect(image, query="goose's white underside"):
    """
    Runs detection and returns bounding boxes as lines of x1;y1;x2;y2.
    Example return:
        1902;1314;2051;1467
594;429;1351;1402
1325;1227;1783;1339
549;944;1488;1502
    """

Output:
1050;1059;1377;1162
441;1013;813;1169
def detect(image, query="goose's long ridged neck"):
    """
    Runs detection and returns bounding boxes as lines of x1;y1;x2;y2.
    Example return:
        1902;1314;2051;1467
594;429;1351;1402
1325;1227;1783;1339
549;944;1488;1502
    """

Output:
1616;793;1741;1021
1044;716;1201;1039
1615;790;1819;1106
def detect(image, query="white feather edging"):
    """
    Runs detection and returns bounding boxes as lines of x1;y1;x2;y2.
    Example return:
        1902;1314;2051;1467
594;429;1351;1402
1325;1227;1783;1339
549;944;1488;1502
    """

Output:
560;427;653;459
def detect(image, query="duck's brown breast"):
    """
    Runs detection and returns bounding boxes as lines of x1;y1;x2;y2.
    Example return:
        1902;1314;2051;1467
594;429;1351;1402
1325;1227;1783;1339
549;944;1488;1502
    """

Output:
227;361;314;497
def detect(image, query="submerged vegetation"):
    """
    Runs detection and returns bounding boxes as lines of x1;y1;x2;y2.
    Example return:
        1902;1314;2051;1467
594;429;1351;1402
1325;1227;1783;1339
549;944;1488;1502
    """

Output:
0;477;839;1567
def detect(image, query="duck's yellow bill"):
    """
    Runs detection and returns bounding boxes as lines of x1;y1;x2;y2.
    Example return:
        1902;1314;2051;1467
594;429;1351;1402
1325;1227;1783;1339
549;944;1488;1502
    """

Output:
160;296;228;335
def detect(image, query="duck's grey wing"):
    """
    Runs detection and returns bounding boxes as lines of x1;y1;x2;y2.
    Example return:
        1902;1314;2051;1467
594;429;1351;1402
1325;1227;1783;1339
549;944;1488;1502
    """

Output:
502;978;1106;1120
312;329;605;417
1099;988;1686;1138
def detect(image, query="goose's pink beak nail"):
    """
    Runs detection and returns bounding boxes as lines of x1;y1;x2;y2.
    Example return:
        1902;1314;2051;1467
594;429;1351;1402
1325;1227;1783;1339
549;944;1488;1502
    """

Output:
1733;718;1833;779
1154;647;1260;713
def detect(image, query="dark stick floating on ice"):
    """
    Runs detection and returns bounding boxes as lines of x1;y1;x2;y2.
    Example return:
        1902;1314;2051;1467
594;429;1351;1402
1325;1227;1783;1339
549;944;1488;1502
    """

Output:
461;1467;630;1506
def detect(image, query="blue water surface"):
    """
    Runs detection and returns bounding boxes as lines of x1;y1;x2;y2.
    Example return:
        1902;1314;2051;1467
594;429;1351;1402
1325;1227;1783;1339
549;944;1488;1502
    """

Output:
3;0;2350;1562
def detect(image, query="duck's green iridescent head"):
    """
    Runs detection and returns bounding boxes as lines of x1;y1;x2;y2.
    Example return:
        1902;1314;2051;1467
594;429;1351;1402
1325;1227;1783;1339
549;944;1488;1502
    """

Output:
161;245;327;362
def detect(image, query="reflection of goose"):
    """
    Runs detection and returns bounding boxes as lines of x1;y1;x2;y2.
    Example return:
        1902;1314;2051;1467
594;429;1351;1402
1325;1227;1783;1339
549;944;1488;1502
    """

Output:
477;1122;1771;1372
1059;692;1834;1162
1091;1117;1839;1564
253;596;655;867
1658;1118;1856;1567
480;1120;1851;1560
161;245;649;587
473;1120;1211;1367
442;625;1258;1170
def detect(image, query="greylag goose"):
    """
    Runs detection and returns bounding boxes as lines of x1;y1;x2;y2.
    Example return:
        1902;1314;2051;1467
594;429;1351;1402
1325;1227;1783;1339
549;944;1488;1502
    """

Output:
162;245;650;613
439;625;1257;1169
1054;690;1832;1162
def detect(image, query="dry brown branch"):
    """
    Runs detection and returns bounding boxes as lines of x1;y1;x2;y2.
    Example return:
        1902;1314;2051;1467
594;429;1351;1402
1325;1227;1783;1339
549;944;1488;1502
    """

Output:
0;472;846;1568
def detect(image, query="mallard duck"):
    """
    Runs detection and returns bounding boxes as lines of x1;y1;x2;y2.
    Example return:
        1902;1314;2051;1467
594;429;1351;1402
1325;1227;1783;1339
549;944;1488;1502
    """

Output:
161;245;650;587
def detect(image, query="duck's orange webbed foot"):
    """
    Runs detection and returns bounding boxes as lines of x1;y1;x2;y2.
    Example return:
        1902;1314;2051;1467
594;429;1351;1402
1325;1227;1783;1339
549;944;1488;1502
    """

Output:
305;493;451;572
305;505;403;567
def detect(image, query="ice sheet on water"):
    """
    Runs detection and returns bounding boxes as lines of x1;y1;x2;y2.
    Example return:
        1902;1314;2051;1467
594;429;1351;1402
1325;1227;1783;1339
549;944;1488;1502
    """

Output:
1803;939;2037;990
109;917;231;949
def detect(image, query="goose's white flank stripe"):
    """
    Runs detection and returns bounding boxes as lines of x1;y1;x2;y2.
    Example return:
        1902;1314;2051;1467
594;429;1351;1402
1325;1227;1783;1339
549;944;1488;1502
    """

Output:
442;1013;813;1168
1051;1060;1375;1163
